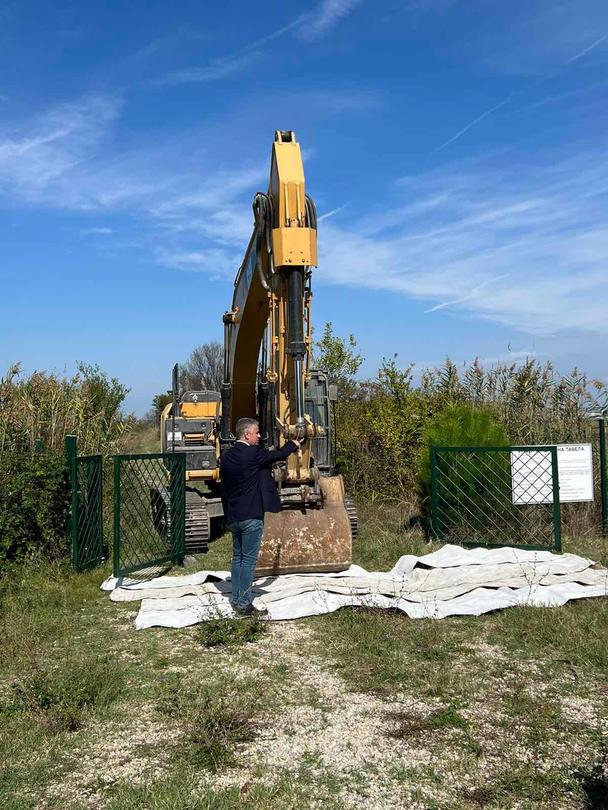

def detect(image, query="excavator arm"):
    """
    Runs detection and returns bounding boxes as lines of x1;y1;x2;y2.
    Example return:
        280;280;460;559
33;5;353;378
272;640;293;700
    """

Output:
219;131;353;575
221;130;318;481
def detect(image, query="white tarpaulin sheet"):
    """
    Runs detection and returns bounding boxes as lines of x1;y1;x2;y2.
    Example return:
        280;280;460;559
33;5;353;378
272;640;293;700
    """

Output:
100;545;608;630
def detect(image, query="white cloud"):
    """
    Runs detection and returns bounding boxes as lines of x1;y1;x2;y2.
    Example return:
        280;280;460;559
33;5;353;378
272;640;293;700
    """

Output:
156;0;364;86
155;247;239;279
564;31;608;65
480;0;608;76
158;51;264;86
435;94;513;152
0;95;121;203
80;226;113;235
6;94;608;343
0;94;268;282
318;205;346;222
314;150;608;336
297;0;364;41
0;93;263;217
424;273;509;313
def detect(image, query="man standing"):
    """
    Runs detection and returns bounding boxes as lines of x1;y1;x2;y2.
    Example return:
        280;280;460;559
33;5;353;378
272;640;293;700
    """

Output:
220;418;299;617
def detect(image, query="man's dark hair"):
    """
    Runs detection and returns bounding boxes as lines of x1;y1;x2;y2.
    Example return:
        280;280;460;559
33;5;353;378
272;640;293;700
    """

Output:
235;417;259;439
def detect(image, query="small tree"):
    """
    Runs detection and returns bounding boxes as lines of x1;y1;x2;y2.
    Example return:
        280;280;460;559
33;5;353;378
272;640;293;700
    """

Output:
418;403;510;536
314;322;363;387
181;342;224;392
151;393;172;423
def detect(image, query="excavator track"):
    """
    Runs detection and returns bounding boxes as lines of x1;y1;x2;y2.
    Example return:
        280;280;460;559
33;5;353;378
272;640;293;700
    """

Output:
185;502;211;554
150;486;213;555
344;496;358;541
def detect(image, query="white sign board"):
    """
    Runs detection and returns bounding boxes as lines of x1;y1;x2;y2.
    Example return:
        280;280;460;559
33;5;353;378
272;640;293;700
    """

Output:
511;444;594;505
556;444;594;502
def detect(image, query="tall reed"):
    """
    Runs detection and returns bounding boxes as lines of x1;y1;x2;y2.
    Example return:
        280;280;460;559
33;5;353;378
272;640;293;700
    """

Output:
0;363;134;460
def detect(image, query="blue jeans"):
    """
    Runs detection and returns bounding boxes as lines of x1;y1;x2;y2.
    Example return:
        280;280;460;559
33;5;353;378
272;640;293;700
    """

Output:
229;518;264;609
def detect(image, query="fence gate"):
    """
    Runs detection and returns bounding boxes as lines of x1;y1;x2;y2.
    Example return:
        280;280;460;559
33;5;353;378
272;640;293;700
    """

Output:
430;445;561;552
113;453;185;578
65;435;105;572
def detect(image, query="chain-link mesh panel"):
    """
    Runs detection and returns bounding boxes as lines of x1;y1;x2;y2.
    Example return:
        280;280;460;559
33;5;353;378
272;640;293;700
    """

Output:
113;453;185;578
431;446;561;551
72;454;104;571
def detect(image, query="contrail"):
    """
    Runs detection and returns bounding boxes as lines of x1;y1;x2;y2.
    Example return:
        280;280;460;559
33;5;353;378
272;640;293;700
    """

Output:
432;30;608;153
425;273;509;313
564;31;608;65
434;94;513;152
318;205;345;221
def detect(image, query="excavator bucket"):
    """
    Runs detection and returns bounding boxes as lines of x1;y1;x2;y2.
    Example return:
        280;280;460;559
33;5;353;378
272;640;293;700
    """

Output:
255;475;352;576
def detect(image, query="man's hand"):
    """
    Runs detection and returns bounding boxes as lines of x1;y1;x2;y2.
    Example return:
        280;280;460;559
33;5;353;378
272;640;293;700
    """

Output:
292;439;301;450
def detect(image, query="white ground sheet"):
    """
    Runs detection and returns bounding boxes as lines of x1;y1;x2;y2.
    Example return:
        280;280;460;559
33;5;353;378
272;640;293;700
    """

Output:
100;545;608;630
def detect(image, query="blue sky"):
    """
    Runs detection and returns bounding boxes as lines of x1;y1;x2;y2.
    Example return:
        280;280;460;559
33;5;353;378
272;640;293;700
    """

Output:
1;0;607;414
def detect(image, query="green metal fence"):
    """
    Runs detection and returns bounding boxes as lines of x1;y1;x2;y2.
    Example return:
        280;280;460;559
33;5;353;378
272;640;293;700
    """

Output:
599;418;608;536
430;445;561;551
113;453;186;578
65;435;105;572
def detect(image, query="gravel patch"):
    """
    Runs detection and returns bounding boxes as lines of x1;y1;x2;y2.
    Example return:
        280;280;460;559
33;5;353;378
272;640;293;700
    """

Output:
34;617;608;809
207;622;456;808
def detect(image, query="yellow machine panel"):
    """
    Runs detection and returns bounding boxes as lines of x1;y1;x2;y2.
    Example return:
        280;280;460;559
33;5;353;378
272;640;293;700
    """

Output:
180;402;218;418
271;227;317;267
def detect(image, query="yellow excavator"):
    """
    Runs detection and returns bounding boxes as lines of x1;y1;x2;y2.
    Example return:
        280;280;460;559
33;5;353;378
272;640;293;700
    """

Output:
160;130;356;575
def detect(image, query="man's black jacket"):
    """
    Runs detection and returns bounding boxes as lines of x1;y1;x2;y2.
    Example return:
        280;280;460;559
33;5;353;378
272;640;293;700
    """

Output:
219;440;298;525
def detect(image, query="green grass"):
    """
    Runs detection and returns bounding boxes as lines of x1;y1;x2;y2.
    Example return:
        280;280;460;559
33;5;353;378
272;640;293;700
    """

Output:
6;652;124;732
388;705;470;739
0;550;304;807
104;767;344;810
350;501;441;571
195;530;232;570
2;506;608;808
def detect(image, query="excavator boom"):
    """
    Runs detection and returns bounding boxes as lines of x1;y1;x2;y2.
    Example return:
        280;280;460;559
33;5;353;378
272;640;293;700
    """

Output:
220;131;353;575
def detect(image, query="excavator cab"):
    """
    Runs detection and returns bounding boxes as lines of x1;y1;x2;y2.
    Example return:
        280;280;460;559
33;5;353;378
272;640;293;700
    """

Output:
158;367;224;552
160;389;220;476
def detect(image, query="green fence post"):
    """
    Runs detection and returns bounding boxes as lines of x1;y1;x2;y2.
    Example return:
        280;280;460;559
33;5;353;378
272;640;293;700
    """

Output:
113;456;121;578
430;446;441;540
65;435;78;571
170;454;186;564
550;445;562;552
599;417;608;538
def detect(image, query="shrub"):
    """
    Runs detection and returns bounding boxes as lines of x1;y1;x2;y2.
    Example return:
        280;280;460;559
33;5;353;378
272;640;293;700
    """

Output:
0;362;132;458
0;363;132;565
197;617;267;648
0;449;70;566
333;359;432;507
420;358;606;445
418;403;509;497
417;403;510;534
156;676;259;771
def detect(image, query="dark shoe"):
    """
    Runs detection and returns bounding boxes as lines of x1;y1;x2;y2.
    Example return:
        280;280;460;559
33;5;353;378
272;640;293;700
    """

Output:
233;604;268;618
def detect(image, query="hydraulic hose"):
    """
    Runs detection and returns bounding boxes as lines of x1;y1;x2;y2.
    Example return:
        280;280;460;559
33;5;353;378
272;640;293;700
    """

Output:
305;195;317;230
253;192;274;256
